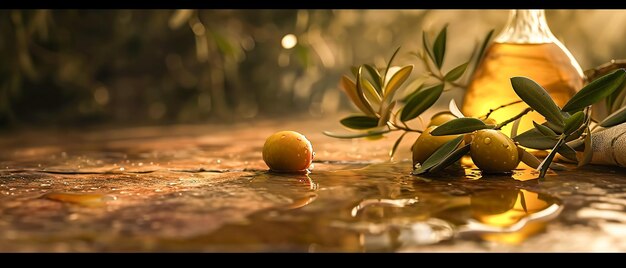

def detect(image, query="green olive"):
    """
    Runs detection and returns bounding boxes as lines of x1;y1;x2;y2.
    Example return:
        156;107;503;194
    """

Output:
470;129;520;173
428;112;457;127
412;126;459;166
263;131;314;173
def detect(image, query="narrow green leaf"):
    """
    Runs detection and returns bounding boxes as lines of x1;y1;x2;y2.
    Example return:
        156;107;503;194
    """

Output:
518;147;567;171
430;117;489;136
444;62;469;82
383;47;401;86
364;64;383;94
323;128;391;139
389;132;407;159
350;66;359;78
384;65;413;101
340;116;380;130
610;79;626;112
557;144;578;162
340;75;375;117
543;121;564;134
362;78;382;108
510;118;522;138
578;127;593;167
600;105;626;127
562;68;626;112
537;138;566;178
355;66;378;116
432;25;448;69
400;84;444;122
514;128;558;150
511;77;565;125
429;144;471;173
412;135;464;175
422;31;436;64
476;29;494;65
378;101;396;127
563;111;585;135
449;99;465;118
533;121;557;137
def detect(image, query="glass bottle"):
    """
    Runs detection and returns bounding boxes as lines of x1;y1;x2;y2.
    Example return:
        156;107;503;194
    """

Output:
462;10;584;136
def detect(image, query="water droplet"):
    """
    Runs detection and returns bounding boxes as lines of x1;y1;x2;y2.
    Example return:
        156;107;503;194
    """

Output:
511;155;516;161
40;183;51;187
503;144;509;149
216;159;222;164
281;135;286;139
483;137;492;144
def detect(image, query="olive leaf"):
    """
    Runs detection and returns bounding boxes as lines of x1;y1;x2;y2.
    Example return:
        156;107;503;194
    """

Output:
449;99;465;118
432;25;447;69
323;128;391;139
510;118;522;138
511;77;564;125
389;132;407;159
578;127;593;167
563;111;585;135
340;115;379;130
340;75;375;117
537;137;567;178
518;147;567;171
429;144;471;173
430;117;489;136
378;101;396;127
562;68;626;112
364;64;383;93
533;121;557;137
422;31;436;65
514;128;558;150
599;105;626;127
384;65;413;101
476;29;494;65
557;144;578;162
362;78;382;108
383;47;401;85
543;121;564;134
400;84;444;122
355;66;378;116
609;79;626;113
413;135;464;175
444;62;468;82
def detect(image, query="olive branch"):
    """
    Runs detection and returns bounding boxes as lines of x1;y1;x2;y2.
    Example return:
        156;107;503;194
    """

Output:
325;24;626;179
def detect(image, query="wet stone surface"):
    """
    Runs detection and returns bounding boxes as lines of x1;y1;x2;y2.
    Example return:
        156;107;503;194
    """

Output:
1;118;626;252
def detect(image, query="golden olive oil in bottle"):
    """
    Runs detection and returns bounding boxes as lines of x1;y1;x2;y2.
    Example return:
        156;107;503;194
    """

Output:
462;10;584;136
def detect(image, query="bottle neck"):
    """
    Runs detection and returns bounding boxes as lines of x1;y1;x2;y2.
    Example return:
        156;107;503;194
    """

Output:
495;10;556;44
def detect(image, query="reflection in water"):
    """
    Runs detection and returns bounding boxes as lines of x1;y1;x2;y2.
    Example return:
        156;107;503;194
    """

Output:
463;189;563;244
42;192;116;207
345;188;562;250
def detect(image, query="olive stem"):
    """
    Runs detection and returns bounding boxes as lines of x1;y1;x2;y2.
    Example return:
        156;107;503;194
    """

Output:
481;100;524;119
494;107;533;130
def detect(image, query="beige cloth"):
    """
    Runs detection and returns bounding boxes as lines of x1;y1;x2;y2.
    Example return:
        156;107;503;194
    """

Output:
591;122;626;167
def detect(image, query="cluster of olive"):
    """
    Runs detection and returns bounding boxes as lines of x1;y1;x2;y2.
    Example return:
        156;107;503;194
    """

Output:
413;113;520;173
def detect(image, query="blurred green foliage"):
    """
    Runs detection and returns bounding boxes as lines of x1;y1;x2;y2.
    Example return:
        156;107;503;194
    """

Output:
1;10;624;128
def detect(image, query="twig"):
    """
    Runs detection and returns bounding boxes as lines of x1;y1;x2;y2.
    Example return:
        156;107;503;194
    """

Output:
494;107;533;130
481;100;524;119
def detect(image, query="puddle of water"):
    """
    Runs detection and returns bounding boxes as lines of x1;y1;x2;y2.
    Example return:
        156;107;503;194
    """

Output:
155;162;562;252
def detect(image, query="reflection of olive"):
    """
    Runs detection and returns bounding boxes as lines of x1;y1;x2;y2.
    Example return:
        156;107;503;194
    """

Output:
470;190;519;215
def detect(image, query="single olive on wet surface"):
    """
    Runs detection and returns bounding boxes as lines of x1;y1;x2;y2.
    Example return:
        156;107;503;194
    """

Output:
470;129;520;173
262;131;314;173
